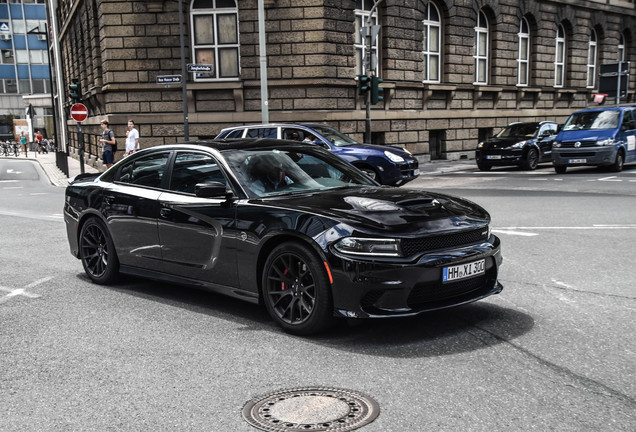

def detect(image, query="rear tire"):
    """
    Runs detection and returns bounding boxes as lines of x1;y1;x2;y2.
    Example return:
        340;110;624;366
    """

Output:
262;242;335;335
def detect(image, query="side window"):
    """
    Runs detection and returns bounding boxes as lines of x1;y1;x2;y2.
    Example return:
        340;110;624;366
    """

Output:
282;128;304;141
118;152;170;188
226;129;245;138
621;110;635;131
170;152;227;195
246;128;276;138
539;123;557;137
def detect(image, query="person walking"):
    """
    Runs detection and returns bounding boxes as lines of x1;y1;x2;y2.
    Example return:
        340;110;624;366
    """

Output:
19;131;28;156
35;130;44;153
125;119;140;156
99;120;116;169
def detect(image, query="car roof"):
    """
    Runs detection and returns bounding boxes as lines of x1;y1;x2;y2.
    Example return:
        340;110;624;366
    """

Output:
220;123;331;130
158;138;321;152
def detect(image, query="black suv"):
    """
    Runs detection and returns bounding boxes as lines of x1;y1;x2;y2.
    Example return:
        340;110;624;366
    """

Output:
475;121;559;171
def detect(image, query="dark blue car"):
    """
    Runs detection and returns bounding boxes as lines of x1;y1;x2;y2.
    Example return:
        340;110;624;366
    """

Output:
215;123;419;186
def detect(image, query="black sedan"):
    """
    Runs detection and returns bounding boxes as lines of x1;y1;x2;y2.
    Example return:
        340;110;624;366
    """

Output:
475;121;559;170
64;139;503;335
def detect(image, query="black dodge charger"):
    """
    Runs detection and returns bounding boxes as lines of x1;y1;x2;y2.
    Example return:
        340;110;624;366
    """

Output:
64;139;503;335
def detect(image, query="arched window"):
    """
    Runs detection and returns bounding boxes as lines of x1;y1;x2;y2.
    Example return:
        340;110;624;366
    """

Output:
554;24;566;88
474;11;488;85
587;29;597;88
354;0;380;75
517;18;530;86
190;0;240;81
423;2;441;83
618;33;625;61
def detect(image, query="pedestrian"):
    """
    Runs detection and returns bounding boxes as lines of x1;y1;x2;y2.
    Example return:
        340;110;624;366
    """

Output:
19;131;28;156
125;119;140;156
35;130;44;153
99;120;116;169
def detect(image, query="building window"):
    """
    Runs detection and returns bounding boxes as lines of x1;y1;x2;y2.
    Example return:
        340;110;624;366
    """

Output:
517;18;530;86
587;30;597;88
618;33;625;61
423;2;441;83
190;0;240;81
474;11;488;85
554;25;566;88
354;0;379;75
1;49;14;64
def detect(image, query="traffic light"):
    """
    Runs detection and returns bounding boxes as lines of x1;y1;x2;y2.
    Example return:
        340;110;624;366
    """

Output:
69;78;82;103
371;75;384;105
358;74;370;95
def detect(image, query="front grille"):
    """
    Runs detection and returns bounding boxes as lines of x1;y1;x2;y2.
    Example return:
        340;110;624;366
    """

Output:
561;141;596;148
399;161;419;176
564;152;595;157
401;228;488;257
407;274;488;307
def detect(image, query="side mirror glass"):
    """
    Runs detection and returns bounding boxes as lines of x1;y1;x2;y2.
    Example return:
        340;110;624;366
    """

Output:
195;181;230;198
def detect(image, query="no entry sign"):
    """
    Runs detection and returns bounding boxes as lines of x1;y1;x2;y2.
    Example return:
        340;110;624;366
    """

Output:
70;103;88;122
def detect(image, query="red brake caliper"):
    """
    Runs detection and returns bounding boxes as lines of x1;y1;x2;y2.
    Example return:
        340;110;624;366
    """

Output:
281;268;289;291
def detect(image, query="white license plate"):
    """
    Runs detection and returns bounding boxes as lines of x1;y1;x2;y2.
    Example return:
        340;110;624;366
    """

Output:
443;259;485;283
414;168;420;176
486;155;502;160
568;159;586;164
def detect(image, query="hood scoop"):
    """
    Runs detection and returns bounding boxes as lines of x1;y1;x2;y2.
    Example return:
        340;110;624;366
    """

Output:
397;197;440;211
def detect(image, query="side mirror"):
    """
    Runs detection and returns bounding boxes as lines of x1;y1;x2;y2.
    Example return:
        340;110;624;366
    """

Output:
195;182;230;198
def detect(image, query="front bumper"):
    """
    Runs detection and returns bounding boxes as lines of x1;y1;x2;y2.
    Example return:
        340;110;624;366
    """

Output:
476;149;523;166
552;146;617;167
328;236;503;319
380;159;419;185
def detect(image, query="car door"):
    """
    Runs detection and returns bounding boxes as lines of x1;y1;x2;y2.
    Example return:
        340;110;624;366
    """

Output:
105;151;171;271
157;150;239;287
622;109;636;163
537;122;558;161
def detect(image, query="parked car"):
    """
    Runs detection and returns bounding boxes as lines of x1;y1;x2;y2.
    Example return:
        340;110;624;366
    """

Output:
551;106;636;173
64;140;503;335
475;121;560;171
215;123;419;186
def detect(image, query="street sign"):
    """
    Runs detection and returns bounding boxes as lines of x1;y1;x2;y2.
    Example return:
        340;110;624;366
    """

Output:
188;64;213;73
70;103;88;122
156;75;182;84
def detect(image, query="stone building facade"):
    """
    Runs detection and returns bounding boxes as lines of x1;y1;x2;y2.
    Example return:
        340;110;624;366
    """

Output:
50;0;636;167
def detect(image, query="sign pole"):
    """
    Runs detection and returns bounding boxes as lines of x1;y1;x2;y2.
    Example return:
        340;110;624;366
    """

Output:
77;122;85;175
178;0;189;141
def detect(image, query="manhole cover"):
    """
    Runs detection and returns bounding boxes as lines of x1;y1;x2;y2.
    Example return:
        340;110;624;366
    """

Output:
242;387;380;431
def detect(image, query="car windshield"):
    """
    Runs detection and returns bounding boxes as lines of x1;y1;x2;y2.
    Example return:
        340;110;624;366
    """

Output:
495;123;539;138
223;147;376;198
562;110;621;131
307;125;360;147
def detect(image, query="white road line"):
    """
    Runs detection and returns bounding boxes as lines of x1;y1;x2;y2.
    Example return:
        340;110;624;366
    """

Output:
496;225;636;230
598;176;621;182
29;192;49;196
0;180;19;183
492;230;538;237
0;277;52;304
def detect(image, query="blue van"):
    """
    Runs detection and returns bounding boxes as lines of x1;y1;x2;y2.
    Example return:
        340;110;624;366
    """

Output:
551;106;636;173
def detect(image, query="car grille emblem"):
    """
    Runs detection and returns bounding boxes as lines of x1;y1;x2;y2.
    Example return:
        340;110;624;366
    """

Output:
574;141;581;148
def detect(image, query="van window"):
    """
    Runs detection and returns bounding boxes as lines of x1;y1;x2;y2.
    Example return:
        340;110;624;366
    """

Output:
621;110;635;131
563;110;620;131
245;128;277;138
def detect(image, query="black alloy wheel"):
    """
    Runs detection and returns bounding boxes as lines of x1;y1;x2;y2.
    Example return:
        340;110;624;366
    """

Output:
523;148;539;170
262;242;334;335
79;217;119;284
610;150;624;172
357;166;378;182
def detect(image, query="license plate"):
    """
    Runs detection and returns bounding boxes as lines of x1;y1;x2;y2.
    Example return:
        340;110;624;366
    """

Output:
568;159;586;164
413;168;420;176
486;155;502;160
443;259;485;283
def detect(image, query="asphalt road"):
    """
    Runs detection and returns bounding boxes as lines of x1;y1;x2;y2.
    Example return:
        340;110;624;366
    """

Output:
1;158;635;431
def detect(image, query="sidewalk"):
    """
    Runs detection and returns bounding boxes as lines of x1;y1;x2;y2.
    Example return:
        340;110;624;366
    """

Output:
14;150;99;187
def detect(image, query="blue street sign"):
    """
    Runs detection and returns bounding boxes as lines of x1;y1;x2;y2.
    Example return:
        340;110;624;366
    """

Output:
187;64;213;73
156;75;182;84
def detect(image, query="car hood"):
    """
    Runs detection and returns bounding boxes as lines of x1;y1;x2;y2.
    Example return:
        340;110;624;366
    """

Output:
481;137;528;149
345;142;413;158
259;187;490;235
555;129;616;142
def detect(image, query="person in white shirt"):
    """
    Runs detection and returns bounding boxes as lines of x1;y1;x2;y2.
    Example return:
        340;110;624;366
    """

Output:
125;119;140;155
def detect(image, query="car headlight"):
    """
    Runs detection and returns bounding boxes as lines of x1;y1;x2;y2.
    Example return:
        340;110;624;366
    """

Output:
596;138;615;146
384;151;405;163
510;141;527;149
477;142;485;148
553;141;561;148
334;237;401;257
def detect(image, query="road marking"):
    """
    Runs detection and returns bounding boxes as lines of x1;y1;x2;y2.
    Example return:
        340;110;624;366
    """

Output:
492;230;538;237
598;176;621;182
29;192;48;196
0;277;52;304
0;180;19;183
2;186;23;189
496;225;636;231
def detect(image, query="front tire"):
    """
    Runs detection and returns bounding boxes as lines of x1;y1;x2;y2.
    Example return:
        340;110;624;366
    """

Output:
610;150;624;172
477;162;492;171
262;242;334;335
522;148;539;170
554;165;567;174
79;217;119;284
